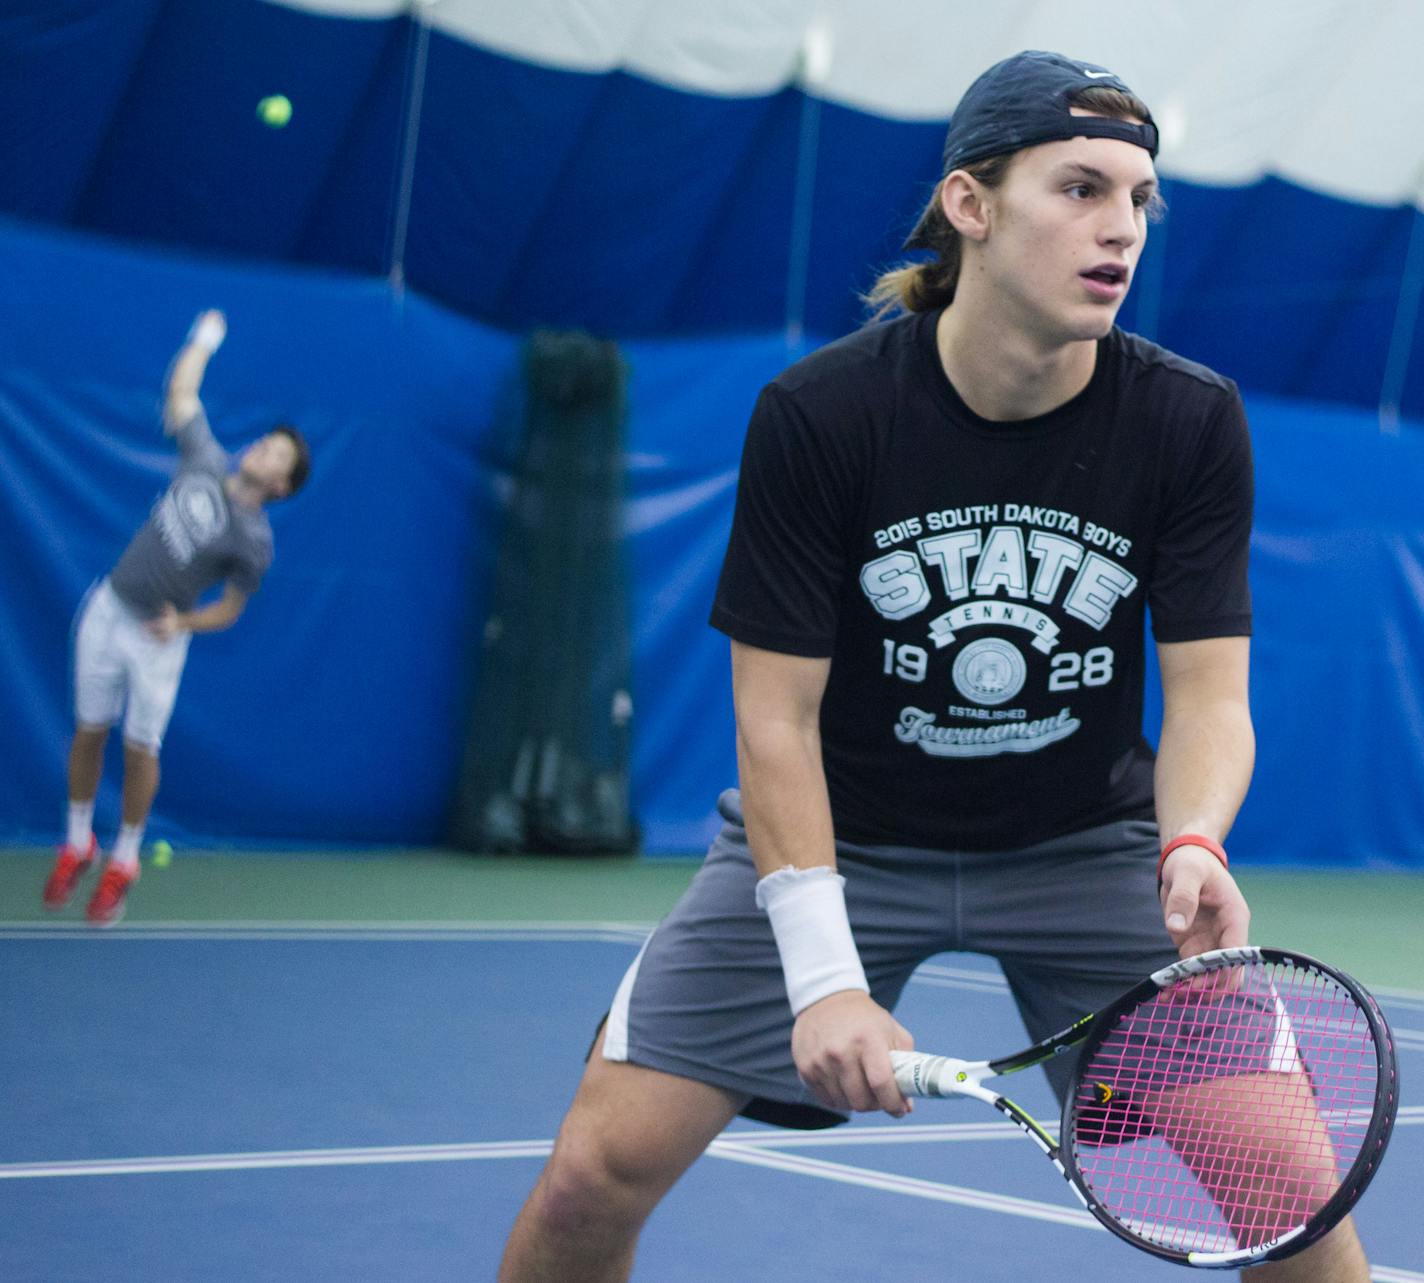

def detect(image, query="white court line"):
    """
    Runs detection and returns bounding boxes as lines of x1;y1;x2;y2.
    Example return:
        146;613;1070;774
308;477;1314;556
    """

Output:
6;920;1419;995
707;1143;1424;1283
7;922;1423;1027
0;1123;1013;1180
915;962;1009;988
7;921;1423;1038
5;1107;1420;1181
914;961;1424;1017
728;1121;1032;1147
731;1105;1424;1146
0;920;658;932
0;1137;1097;1231
0;1140;555;1179
910;975;1008;995
0;921;654;944
5;920;1422;983
6;1130;1421;1279
707;1141;1097;1230
0;930;652;944
1372;989;1424;1011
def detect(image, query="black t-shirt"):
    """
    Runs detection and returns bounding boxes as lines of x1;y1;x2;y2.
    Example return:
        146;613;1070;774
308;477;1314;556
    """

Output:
710;310;1253;851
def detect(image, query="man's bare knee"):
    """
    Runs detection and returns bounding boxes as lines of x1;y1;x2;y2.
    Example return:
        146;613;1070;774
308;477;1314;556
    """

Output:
535;1128;653;1238
500;1035;749;1282
523;1049;744;1234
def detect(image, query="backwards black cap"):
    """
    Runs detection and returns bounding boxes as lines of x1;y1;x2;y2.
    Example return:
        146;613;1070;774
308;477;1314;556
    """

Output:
904;50;1157;250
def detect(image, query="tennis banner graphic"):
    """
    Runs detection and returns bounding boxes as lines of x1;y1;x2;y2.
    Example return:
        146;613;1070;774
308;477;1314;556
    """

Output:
928;601;1062;653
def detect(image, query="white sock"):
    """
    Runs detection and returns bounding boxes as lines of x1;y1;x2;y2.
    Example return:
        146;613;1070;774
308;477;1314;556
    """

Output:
67;801;95;851
111;823;144;870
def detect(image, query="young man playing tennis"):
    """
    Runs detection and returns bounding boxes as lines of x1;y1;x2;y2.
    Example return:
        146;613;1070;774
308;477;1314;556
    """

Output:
501;51;1370;1281
42;310;310;926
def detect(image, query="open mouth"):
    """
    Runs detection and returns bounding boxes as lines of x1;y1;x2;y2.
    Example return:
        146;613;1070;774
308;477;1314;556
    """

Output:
1082;265;1127;287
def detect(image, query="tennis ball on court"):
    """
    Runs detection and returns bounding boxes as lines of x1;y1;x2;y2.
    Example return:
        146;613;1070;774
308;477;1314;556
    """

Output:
257;95;292;129
151;840;173;868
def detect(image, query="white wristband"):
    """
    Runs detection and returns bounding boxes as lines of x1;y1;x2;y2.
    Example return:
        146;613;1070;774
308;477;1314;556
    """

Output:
190;314;226;354
755;865;869;1016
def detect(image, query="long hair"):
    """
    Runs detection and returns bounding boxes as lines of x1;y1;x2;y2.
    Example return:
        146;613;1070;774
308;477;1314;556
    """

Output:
864;87;1156;320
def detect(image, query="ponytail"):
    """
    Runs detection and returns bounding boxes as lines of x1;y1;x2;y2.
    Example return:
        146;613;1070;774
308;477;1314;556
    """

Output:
864;156;1011;320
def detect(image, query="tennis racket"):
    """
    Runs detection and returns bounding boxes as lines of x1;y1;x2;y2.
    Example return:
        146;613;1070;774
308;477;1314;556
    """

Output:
890;947;1397;1268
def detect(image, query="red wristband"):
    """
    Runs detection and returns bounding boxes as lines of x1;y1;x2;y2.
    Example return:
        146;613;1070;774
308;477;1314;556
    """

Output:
1157;833;1228;879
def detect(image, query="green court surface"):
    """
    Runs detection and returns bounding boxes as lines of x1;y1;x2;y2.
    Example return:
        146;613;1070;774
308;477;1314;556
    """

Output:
3;849;1420;990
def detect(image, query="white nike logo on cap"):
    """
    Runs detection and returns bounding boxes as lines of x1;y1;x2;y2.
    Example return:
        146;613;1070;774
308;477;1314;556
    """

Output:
1082;68;1115;78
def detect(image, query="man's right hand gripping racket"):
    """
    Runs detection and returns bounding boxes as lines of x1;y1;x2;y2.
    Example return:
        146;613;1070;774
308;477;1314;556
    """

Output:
891;948;1397;1268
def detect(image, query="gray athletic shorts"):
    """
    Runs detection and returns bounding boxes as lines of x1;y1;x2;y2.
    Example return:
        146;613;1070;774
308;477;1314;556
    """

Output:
602;788;1178;1128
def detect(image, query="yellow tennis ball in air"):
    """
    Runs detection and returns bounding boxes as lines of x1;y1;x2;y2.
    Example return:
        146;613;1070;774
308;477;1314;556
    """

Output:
151;840;173;868
257;95;292;129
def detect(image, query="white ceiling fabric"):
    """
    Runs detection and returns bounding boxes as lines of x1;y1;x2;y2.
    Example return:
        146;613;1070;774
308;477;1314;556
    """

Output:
271;0;1424;207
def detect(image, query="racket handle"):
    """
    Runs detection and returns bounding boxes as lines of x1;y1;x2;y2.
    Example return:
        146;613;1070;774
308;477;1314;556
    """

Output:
891;1050;968;1098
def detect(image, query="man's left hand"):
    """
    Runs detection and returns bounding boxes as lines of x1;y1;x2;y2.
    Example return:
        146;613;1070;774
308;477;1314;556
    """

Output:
1159;846;1250;957
146;604;187;642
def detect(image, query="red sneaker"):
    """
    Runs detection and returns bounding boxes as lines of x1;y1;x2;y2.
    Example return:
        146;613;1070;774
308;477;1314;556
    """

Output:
86;862;139;927
42;836;98;910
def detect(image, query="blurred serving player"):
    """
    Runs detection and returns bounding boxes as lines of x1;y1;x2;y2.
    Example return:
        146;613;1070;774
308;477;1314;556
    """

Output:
42;310;311;925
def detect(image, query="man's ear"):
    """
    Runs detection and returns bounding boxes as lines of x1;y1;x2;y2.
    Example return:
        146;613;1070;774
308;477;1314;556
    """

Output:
940;171;992;243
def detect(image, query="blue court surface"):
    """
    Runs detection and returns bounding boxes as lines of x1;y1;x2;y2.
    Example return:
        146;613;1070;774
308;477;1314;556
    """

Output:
4;924;1421;1281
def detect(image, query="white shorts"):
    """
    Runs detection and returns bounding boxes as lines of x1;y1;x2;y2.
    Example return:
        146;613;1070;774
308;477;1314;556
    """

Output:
73;580;190;752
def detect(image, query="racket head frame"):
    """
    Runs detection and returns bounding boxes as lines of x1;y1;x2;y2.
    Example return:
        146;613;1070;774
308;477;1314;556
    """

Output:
1057;946;1399;1268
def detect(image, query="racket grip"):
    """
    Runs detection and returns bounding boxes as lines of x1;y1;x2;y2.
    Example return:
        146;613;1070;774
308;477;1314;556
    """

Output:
890;1050;965;1098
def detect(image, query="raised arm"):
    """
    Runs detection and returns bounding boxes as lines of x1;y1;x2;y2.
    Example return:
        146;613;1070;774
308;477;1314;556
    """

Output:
1154;634;1255;956
732;639;913;1117
163;309;227;433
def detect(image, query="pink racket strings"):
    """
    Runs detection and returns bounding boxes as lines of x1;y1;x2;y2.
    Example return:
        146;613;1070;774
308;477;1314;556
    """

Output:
1070;958;1391;1254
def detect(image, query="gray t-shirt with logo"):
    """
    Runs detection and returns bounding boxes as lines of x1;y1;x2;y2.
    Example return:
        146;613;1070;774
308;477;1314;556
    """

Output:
108;410;273;617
